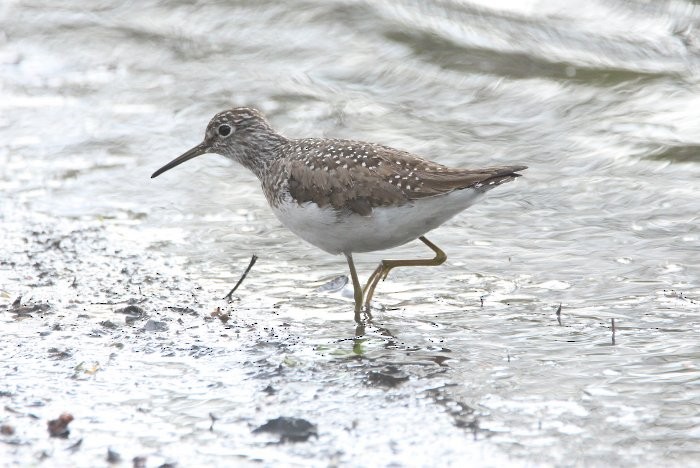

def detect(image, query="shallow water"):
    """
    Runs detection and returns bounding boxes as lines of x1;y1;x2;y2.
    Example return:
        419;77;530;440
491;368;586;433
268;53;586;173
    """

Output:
1;0;700;466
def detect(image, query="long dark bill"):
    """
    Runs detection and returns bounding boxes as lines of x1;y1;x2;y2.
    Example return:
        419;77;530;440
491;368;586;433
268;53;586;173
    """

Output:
151;142;209;178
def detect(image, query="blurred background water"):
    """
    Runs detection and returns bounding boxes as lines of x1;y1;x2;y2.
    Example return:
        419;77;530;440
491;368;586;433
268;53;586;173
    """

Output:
1;0;699;466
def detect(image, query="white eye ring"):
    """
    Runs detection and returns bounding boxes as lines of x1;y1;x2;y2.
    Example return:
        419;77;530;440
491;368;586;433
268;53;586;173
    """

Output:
217;124;233;137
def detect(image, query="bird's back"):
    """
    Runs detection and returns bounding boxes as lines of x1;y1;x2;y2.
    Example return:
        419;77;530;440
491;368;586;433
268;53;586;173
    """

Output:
265;137;526;216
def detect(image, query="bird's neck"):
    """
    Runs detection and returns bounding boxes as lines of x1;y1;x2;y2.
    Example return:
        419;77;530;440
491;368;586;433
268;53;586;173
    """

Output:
233;131;288;179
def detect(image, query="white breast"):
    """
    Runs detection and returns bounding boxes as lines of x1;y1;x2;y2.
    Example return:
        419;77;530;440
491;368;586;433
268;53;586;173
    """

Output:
269;189;484;255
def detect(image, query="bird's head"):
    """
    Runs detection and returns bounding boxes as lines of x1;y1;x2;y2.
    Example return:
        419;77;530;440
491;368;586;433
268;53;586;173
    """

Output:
151;107;283;178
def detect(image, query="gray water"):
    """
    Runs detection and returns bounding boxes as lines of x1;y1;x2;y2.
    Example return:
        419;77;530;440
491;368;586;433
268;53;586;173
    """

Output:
1;0;699;466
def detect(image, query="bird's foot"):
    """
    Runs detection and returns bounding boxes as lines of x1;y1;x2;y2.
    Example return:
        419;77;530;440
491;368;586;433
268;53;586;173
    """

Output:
353;303;373;337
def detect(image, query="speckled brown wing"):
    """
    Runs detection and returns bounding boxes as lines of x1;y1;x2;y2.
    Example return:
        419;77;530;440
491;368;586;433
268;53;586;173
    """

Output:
283;155;408;216
368;144;527;199
274;138;526;215
400;165;528;198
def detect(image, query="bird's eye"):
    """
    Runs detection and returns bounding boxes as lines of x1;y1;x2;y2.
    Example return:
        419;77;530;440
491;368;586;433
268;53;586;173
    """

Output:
217;124;232;137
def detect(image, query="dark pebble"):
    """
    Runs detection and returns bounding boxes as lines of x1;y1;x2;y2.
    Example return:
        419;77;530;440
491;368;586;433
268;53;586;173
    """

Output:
252;417;317;442
367;368;409;388
47;412;73;438
115;305;145;317
107;448;121;463
142;320;168;332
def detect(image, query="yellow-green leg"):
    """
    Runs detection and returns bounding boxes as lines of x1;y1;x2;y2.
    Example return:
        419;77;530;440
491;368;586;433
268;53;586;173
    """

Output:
344;253;366;323
362;236;447;310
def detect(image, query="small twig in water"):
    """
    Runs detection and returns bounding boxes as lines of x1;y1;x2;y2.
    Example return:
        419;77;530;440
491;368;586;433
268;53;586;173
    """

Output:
223;255;258;301
556;303;562;326
611;318;616;345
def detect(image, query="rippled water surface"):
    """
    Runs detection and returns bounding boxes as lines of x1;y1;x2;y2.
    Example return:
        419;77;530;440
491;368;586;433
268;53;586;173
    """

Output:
1;1;699;466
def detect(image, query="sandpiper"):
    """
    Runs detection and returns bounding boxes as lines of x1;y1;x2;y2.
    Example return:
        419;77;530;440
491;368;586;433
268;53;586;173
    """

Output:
151;107;526;322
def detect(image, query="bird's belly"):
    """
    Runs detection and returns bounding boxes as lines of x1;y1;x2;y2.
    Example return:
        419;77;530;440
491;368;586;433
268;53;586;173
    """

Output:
270;189;484;255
